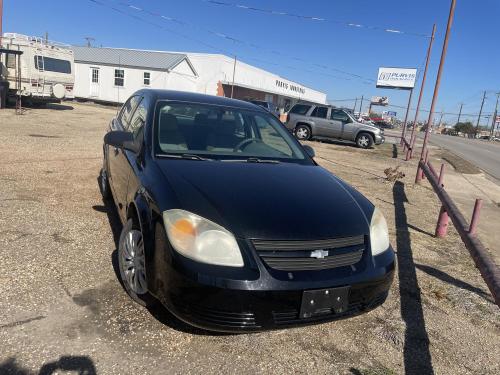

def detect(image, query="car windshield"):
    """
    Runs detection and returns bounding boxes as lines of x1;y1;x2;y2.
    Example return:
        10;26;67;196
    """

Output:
154;101;309;162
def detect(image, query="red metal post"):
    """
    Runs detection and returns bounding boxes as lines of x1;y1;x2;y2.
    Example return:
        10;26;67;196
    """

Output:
409;24;437;159
435;206;449;238
401;88;414;149
469;199;483;236
438;164;445;186
417;149;429;183
416;0;456;183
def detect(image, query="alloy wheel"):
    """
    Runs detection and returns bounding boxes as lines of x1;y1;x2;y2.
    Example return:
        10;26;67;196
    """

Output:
359;136;369;147
120;229;147;295
296;127;309;140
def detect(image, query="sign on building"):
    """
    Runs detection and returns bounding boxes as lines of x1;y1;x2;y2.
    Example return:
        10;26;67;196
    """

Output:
371;96;389;106
376;67;417;90
383;110;397;117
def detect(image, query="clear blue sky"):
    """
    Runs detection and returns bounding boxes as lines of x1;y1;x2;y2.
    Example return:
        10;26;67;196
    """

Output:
3;0;500;124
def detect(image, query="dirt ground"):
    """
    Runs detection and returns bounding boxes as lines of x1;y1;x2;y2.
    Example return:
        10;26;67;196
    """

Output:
0;102;498;375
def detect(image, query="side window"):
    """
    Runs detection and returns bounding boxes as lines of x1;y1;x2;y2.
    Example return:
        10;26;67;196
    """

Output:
129;98;148;139
114;69;125;87
143;72;151;86
118;96;140;129
330;109;350;122
310;106;328;119
289;104;311;115
254;115;293;157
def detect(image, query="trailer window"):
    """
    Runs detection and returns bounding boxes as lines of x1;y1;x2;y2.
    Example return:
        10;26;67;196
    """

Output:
115;69;125;87
143;72;150;86
6;54;16;69
34;56;71;74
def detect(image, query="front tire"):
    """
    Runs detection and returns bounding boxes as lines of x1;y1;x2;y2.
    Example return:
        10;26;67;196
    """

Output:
295;125;311;141
356;132;374;149
99;167;112;200
118;219;156;307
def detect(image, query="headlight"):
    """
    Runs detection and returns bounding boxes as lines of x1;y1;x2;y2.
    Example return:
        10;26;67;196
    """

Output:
163;209;244;267
369;207;390;255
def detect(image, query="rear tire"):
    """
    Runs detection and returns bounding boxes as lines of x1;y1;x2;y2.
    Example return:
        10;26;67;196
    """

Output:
295;125;311;141
356;133;374;149
118;219;157;307
99;167;112;200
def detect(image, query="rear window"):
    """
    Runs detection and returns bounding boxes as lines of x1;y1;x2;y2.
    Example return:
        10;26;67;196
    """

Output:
34;56;72;74
289;104;311;115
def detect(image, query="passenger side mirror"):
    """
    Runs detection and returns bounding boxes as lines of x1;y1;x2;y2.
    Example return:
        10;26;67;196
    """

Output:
104;131;140;153
303;145;315;158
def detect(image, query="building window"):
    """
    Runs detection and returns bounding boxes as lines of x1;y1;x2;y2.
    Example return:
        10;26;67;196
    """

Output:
91;68;99;83
143;72;151;86
114;69;125;87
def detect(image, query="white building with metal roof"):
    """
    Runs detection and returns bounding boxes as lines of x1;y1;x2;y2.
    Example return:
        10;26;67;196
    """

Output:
72;46;326;111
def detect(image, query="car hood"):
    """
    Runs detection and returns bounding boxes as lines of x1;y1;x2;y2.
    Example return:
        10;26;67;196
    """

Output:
156;160;371;240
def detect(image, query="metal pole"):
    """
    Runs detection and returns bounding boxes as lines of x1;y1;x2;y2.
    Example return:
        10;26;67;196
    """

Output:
416;0;456;183
409;24;437;158
401;88;414;144
491;93;500;136
353;97;357;114
457;103;463;124
359;95;364;118
469;199;483;236
230;55;237;98
0;0;3;45
476;91;486;131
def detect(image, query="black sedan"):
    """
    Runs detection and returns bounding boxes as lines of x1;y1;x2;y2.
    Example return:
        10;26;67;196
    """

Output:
100;89;395;332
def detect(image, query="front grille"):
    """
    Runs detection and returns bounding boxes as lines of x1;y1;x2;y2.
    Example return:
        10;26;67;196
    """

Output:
172;297;258;329
253;235;365;272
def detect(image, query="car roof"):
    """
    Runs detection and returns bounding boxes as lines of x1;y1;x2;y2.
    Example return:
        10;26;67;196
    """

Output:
136;89;266;112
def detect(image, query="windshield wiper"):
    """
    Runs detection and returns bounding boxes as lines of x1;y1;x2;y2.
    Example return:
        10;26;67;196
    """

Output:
156;153;214;161
221;157;280;164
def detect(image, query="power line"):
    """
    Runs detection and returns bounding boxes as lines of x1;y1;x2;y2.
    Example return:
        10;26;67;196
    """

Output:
109;0;376;83
203;0;431;38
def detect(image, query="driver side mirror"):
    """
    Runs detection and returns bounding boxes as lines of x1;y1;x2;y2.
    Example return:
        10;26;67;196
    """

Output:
303;145;315;158
104;130;140;154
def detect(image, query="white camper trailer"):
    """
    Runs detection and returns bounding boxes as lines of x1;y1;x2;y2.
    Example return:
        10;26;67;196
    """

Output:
0;33;75;103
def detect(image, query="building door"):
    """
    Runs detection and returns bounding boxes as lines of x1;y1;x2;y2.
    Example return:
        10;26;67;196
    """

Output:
90;67;100;97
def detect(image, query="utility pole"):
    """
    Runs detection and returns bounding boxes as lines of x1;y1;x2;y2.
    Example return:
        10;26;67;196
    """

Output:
84;37;95;48
400;88;414;142
408;24;437;159
359;95;364;118
476;91;486;130
457;103;463;124
416;0;456;183
491;92;500;136
353;97;358;114
231;55;237;98
0;0;3;45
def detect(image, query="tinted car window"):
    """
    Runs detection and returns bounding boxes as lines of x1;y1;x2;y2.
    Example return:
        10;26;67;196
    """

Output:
311;106;329;119
154;102;308;162
129;98;147;139
289;104;311;115
119;96;141;129
330;109;350;122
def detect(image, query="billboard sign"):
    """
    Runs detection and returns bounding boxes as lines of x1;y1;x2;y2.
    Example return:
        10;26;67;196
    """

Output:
377;67;417;89
371;96;389;106
383;111;397;117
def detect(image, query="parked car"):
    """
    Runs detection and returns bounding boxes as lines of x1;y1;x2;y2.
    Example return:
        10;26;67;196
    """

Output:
100;90;395;332
373;121;395;130
247;99;279;116
285;104;385;148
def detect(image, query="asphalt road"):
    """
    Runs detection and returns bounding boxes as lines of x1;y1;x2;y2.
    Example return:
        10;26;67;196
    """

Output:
426;134;500;180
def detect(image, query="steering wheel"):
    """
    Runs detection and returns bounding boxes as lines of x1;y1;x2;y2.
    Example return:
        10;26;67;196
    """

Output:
233;138;263;152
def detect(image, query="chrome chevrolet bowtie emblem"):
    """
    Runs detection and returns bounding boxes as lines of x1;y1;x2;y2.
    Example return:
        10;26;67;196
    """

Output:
310;249;329;259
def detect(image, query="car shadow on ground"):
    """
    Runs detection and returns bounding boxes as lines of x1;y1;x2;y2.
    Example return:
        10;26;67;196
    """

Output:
0;355;96;375
93;176;230;336
393;181;434;375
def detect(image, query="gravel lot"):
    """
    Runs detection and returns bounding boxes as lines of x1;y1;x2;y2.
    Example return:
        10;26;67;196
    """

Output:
0;102;499;374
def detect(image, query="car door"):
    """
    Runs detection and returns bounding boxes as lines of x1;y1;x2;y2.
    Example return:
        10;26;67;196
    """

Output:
309;106;331;137
108;95;141;221
329;109;350;139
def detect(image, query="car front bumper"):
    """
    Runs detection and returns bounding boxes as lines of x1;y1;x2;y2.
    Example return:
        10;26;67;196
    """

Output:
154;242;395;332
375;134;385;145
